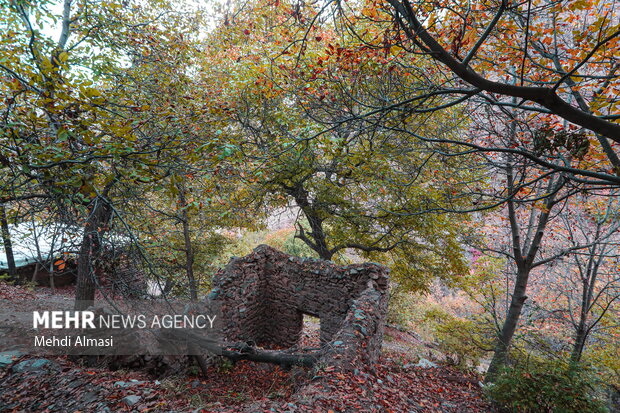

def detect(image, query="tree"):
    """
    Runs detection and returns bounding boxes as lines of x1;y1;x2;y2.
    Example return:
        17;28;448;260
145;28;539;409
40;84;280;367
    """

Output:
323;0;620;187
202;0;477;289
483;158;566;380
465;106;602;380
471;184;620;383
542;193;620;364
0;0;209;307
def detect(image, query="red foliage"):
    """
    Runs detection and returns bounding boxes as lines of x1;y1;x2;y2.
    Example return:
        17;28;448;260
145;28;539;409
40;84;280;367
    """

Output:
241;356;490;413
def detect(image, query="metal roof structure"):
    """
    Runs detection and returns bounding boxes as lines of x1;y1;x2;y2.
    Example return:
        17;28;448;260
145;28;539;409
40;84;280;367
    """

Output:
0;222;82;271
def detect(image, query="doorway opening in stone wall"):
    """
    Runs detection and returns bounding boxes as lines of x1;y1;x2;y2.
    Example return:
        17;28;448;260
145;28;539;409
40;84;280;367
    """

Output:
299;313;321;349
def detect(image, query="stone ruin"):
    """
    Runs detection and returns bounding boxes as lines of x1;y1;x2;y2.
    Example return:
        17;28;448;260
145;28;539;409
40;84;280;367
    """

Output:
207;244;389;370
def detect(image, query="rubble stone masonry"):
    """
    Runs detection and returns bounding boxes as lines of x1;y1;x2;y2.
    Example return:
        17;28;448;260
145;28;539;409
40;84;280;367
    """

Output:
207;245;389;369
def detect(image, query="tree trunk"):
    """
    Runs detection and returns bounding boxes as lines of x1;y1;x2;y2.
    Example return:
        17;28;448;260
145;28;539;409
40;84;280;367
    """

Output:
0;203;17;282
571;268;597;364
49;259;55;294
221;344;319;368
177;180;205;372
31;263;39;283
177;182;197;301
485;267;530;382
305;212;333;260
571;321;587;364
75;197;112;310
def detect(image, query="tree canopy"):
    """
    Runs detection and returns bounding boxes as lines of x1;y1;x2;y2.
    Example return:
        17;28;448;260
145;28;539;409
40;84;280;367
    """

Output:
0;0;619;403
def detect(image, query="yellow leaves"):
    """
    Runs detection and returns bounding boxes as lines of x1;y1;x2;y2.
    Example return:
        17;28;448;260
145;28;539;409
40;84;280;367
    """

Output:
426;13;439;31
9;77;22;91
57;127;70;142
121;128;137;142
361;6;379;19
462;29;478;49
79;86;105;105
82;132;93;145
388;45;403;56
571;0;590;11
569;75;582;84
41;56;52;70
80;86;100;98
533;201;550;214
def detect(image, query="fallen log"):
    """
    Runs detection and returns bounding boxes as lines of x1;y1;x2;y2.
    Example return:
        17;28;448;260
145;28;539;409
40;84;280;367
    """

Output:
159;330;320;369
221;343;320;368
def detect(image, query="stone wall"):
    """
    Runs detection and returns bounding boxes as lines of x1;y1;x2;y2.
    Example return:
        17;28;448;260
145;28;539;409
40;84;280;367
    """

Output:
207;245;389;368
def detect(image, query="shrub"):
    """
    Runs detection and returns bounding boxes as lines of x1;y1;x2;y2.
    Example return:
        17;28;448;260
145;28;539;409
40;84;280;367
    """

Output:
485;359;607;412
424;307;489;369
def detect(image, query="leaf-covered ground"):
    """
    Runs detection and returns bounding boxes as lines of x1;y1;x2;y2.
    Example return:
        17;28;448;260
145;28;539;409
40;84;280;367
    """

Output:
0;283;491;412
0;355;490;412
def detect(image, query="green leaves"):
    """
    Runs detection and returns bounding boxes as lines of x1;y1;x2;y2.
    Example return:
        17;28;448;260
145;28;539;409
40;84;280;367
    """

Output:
220;143;238;159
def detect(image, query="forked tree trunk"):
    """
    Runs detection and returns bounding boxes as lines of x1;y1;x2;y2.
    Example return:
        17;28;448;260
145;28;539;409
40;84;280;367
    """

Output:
484;159;559;383
570;248;602;364
288;183;334;261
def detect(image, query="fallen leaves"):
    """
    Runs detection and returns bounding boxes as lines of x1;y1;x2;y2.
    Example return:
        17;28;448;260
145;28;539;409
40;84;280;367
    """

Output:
0;283;491;412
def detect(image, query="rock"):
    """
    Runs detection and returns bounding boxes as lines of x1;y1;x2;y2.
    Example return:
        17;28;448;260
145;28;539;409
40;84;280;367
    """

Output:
122;395;141;406
12;358;59;373
0;350;24;368
80;391;98;404
114;380;145;388
415;358;437;369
